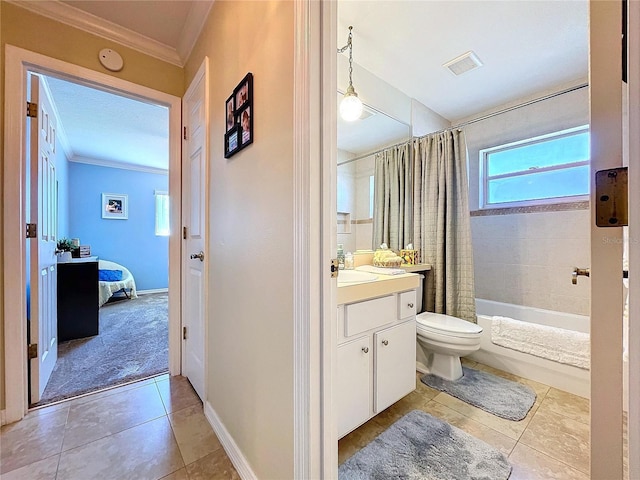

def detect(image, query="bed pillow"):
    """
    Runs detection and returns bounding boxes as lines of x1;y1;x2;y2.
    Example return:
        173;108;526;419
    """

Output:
99;269;123;281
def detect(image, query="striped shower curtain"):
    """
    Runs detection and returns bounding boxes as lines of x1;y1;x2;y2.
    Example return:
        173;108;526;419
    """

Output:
413;129;477;323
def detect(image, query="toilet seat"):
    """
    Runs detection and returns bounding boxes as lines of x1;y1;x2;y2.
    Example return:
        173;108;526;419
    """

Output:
417;312;482;339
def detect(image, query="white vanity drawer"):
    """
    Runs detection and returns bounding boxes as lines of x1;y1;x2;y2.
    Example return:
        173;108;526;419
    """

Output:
345;295;395;337
398;290;417;320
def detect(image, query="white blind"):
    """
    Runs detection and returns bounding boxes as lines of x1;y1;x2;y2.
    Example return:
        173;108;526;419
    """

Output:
155;191;170;236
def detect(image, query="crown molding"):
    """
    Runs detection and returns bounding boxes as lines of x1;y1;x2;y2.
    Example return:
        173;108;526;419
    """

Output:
69;155;168;175
176;1;214;64
7;0;183;67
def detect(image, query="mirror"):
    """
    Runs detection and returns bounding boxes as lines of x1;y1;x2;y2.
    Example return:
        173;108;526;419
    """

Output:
337;92;411;253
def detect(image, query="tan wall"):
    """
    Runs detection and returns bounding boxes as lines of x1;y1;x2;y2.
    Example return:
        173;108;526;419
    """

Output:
0;1;184;411
184;1;295;478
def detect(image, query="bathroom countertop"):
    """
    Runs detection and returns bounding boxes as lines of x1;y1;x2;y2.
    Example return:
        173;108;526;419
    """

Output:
337;271;420;305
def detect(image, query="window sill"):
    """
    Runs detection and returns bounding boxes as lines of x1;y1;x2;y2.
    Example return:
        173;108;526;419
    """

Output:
471;200;589;217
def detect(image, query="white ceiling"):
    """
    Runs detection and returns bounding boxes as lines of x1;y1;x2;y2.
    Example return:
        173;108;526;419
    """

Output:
338;1;588;122
59;0;196;50
45;76;169;171
29;0;588;168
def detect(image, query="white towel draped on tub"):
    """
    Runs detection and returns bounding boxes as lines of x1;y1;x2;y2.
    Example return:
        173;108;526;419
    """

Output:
491;316;590;370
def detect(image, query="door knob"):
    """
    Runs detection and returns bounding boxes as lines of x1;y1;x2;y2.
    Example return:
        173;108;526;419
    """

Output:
190;251;205;262
572;267;590;285
362;347;369;354
382;340;389;346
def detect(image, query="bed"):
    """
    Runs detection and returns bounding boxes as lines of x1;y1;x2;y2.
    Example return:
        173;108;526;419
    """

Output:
98;260;138;307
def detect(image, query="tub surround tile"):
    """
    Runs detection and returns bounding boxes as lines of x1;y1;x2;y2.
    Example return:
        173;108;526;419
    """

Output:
422;400;517;456
0;408;68;474
156;376;201;414
62;382;166;451
539;388;589;425
185;449;241;480
168;404;222;465
56;417;183;480
509;443;590;480
519;408;590;474
0;454;60;480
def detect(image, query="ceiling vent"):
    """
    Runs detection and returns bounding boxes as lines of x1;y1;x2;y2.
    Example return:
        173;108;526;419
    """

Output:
443;51;483;76
359;104;376;120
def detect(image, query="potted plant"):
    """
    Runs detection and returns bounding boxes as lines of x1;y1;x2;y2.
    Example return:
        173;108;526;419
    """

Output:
56;238;74;262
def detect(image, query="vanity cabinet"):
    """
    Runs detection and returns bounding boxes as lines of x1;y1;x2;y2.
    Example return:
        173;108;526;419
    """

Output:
337;289;417;438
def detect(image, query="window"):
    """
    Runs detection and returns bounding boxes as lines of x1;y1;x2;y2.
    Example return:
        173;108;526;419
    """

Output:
480;126;590;208
155;191;170;236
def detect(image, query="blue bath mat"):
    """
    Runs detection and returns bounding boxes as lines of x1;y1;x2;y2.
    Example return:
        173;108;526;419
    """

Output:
421;366;536;421
338;410;512;480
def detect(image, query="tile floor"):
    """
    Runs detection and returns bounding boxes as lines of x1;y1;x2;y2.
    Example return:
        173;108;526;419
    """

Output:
0;375;239;480
339;359;592;480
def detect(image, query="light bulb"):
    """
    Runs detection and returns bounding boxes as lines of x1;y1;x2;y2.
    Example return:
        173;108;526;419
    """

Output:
340;92;363;121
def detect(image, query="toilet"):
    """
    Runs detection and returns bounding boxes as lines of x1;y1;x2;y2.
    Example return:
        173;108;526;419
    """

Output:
416;312;483;381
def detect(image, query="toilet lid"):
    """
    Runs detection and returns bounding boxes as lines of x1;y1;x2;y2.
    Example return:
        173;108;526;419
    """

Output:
417;312;483;335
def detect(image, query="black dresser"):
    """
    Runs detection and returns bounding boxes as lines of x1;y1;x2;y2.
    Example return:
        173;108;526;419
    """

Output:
57;258;99;342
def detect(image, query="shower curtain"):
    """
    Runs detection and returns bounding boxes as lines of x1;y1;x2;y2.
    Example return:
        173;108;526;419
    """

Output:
413;129;476;322
372;142;411;251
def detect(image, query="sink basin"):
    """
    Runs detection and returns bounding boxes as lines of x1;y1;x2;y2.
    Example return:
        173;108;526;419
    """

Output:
337;270;378;284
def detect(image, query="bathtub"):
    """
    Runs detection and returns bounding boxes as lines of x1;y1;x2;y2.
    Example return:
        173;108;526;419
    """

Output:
471;299;591;399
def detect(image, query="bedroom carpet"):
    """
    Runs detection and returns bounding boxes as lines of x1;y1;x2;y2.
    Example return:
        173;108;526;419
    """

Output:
338;410;512;479
421;366;536;421
35;293;168;406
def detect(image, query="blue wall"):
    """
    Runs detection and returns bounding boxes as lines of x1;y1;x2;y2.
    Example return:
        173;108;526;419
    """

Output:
57;146;70;238
68;162;169;290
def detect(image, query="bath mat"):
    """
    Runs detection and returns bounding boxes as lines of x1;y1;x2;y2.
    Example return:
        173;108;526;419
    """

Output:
421;366;536;421
338;410;512;480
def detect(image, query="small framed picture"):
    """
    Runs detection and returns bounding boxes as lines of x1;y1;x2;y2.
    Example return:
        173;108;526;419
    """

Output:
225;94;235;132
102;193;128;219
224;125;241;158
234;73;253;111
237;105;253;148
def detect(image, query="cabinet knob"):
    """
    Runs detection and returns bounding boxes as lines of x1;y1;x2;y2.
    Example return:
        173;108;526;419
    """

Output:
382;340;389;346
362;347;369;354
408;303;414;308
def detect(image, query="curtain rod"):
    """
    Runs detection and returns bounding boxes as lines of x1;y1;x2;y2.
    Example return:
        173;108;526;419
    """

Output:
338;139;412;166
431;82;589;136
338;82;589;166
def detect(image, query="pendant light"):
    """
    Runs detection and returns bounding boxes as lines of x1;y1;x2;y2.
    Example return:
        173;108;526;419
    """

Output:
338;26;363;121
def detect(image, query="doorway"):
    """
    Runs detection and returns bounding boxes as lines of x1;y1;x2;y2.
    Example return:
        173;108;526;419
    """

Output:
3;45;182;423
27;73;172;407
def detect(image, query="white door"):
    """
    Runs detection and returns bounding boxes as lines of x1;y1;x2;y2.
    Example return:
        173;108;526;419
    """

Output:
589;2;625;477
181;59;209;401
28;74;59;403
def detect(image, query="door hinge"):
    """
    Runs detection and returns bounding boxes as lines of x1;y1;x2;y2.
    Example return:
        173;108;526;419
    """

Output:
26;101;38;118
183;126;187;140
26;223;37;238
183;226;187;239
330;258;339;278
183;326;187;340
28;343;38;359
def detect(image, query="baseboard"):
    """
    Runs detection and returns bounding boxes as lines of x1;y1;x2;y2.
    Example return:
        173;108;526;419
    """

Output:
1;409;6;426
204;401;257;480
136;288;169;295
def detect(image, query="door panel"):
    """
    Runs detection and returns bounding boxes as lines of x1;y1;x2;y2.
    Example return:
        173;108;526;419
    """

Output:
182;60;208;401
336;336;371;438
29;74;58;403
374;320;416;413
